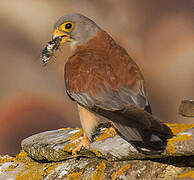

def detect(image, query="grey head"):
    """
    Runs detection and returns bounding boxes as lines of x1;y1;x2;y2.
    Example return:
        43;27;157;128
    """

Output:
53;13;101;48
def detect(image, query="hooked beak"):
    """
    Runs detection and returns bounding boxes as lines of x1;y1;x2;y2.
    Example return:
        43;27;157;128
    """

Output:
52;29;70;44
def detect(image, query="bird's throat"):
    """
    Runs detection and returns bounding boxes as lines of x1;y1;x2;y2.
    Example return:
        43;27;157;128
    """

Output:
69;39;79;50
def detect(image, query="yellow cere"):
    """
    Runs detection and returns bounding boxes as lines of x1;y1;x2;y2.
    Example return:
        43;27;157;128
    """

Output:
53;29;70;44
60;21;74;32
53;29;66;37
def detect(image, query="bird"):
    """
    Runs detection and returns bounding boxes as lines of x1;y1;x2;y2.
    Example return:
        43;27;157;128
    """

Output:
47;13;173;154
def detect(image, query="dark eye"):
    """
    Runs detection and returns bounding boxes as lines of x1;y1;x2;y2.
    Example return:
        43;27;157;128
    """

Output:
65;23;72;29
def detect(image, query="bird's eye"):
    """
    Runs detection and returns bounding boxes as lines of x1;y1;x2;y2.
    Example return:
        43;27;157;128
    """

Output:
60;22;74;32
65;23;72;29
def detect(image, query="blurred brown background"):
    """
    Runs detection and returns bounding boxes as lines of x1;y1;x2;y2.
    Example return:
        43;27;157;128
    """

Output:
0;0;194;155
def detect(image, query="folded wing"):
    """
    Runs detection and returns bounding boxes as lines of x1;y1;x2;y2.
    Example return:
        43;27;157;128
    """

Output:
65;48;173;153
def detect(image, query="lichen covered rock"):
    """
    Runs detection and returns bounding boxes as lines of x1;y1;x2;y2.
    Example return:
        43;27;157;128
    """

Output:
0;123;193;179
21;123;194;162
0;151;193;180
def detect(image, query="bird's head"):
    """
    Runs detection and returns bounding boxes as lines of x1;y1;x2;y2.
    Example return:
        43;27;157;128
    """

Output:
52;13;101;49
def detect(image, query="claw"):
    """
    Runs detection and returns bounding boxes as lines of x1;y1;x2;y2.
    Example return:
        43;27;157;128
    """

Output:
72;133;91;155
104;126;117;136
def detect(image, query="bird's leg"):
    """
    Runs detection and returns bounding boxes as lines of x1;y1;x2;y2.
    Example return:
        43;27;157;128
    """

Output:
72;105;98;154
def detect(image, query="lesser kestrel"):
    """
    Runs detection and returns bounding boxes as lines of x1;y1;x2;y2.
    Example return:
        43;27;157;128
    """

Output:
42;13;173;154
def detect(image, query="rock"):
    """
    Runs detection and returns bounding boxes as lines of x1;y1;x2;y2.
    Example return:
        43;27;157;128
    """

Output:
1;108;194;179
0;150;193;179
179;100;194;117
21;123;194;163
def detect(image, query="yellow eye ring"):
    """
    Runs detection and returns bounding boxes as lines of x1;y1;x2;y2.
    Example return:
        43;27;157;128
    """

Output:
59;21;74;32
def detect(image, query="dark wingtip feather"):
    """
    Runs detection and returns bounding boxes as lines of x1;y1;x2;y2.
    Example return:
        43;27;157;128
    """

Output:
144;103;152;114
118;127;172;155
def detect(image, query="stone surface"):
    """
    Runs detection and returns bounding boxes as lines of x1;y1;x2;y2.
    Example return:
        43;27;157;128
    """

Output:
21;123;194;162
0;151;193;180
1;121;194;179
179;100;194;117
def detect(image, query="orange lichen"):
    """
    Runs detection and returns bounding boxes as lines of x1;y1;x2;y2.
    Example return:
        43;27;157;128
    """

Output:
113;162;117;168
104;127;117;136
168;134;192;144
6;164;17;172
168;144;176;154
92;161;106;180
30;165;47;179
95;127;117;142
95;131;112;142
167;124;194;135
64;141;80;152
179;171;194;178
0;155;15;164
15;151;33;162
93;148;102;157
68;171;83;180
45;163;60;174
16;163;40;180
16;162;60;180
12;150;60;180
85;175;93;180
167;134;192;154
111;164;130;180
71;129;83;141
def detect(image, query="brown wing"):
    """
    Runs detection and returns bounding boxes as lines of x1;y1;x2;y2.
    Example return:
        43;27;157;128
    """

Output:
65;50;148;110
65;31;172;153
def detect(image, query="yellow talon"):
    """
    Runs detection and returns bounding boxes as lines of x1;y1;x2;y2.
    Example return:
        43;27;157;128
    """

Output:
72;133;91;155
104;126;117;137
